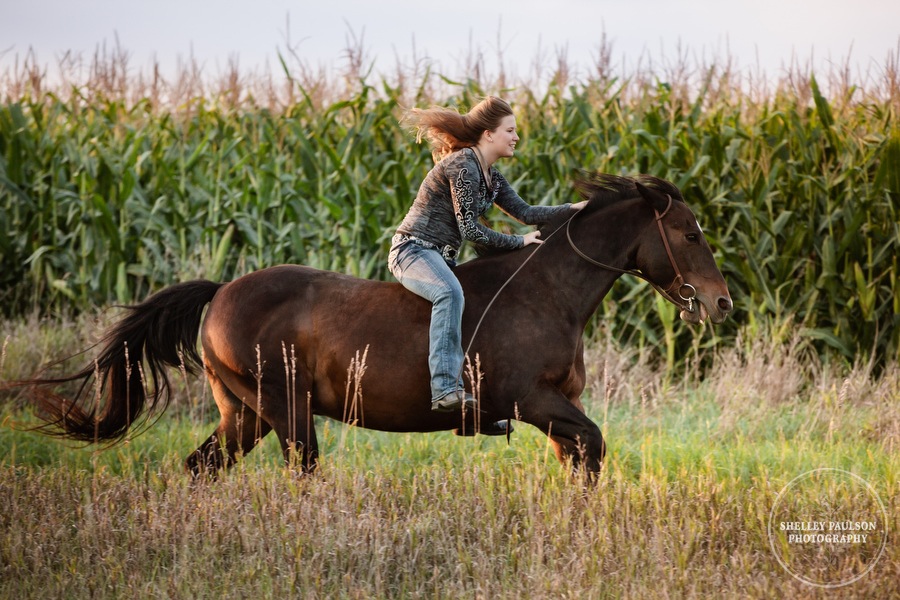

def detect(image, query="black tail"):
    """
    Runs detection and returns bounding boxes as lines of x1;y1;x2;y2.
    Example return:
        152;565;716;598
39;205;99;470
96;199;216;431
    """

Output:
21;280;224;443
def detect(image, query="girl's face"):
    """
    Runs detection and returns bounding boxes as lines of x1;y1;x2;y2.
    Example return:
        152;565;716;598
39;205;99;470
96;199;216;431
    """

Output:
486;114;519;158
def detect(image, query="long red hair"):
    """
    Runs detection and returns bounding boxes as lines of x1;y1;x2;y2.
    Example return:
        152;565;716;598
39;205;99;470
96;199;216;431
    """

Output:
405;96;513;161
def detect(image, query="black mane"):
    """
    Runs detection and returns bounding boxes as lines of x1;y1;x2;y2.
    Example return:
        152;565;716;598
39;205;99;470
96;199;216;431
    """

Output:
574;172;684;207
542;172;684;233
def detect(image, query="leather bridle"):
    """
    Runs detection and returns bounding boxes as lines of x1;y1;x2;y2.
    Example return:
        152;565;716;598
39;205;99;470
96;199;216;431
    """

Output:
462;194;697;410
565;194;697;314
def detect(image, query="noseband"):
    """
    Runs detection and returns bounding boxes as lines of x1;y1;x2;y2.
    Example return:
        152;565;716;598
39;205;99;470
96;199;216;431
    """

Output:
565;194;697;314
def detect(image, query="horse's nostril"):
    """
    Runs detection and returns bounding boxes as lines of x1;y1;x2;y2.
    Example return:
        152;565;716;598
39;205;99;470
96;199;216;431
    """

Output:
718;296;733;312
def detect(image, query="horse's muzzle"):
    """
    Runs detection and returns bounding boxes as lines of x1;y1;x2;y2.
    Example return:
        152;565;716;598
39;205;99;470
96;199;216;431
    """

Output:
680;293;733;325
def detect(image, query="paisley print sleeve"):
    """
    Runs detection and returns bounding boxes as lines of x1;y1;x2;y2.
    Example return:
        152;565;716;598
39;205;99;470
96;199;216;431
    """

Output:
453;166;483;242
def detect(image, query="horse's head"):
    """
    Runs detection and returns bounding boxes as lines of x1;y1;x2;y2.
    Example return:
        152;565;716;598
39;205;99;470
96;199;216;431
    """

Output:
632;178;733;324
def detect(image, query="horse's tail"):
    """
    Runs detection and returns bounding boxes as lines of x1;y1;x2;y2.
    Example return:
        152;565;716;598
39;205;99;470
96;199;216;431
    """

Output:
22;280;224;443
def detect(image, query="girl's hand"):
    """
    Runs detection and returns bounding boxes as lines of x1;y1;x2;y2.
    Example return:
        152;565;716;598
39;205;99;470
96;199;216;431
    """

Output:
523;231;543;246
571;201;588;211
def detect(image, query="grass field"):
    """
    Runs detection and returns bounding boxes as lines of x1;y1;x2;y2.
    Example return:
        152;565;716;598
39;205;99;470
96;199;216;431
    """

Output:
2;43;899;598
1;316;897;599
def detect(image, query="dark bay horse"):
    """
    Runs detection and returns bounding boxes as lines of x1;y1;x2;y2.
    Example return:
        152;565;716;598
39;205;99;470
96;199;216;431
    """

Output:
21;174;732;479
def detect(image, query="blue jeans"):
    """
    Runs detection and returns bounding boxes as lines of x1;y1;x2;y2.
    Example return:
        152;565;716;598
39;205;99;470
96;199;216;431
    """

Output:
389;240;465;401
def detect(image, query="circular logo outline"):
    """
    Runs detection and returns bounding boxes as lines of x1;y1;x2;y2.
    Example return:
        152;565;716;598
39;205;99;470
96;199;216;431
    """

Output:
767;467;888;588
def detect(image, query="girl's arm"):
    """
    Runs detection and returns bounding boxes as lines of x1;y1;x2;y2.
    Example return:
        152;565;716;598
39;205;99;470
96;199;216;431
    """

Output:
491;171;575;225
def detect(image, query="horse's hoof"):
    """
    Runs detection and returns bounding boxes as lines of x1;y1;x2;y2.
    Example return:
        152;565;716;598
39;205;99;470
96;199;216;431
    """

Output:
453;420;514;437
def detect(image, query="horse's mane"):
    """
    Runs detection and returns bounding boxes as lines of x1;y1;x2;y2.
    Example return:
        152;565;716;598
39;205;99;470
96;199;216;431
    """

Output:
472;173;683;258
573;172;684;208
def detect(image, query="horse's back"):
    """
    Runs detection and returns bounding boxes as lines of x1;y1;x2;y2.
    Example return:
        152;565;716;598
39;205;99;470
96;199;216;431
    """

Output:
203;264;416;348
198;264;448;429
199;259;569;430
203;265;426;371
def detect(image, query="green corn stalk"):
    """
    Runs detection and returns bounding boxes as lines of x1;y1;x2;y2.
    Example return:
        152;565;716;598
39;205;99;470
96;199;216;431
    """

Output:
1;65;898;366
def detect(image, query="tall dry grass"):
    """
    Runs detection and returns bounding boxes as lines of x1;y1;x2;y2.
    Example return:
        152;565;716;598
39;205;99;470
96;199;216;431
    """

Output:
1;314;897;599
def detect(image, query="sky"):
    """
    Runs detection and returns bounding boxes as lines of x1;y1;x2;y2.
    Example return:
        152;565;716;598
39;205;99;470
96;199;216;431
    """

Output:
1;0;899;86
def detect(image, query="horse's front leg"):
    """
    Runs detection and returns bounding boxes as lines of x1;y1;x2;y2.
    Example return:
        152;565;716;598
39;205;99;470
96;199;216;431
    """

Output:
516;385;606;478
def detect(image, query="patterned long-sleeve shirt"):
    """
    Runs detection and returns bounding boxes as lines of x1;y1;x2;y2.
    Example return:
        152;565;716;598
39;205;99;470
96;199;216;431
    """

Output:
395;147;572;255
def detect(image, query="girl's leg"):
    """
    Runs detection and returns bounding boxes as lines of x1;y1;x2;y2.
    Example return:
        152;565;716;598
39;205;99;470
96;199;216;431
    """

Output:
389;242;466;401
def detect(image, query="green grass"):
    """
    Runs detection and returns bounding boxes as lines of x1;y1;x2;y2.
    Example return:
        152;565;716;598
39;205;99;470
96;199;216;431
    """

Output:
1;320;897;598
2;44;899;597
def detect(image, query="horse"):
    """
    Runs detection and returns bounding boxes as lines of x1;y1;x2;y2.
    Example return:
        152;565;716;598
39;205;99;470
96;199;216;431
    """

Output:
19;174;732;479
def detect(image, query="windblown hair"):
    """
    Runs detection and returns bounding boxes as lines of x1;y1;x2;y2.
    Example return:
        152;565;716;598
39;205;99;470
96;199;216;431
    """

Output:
405;96;514;162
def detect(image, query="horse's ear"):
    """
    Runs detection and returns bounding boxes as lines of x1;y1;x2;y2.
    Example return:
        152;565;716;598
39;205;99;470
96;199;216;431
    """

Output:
634;181;670;213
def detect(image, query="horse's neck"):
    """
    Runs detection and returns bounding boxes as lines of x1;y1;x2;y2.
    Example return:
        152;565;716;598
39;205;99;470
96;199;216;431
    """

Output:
458;201;647;330
544;244;623;327
537;203;646;325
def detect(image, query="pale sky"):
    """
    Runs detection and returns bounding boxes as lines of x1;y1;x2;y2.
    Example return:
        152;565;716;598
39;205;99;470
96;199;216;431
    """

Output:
2;0;898;85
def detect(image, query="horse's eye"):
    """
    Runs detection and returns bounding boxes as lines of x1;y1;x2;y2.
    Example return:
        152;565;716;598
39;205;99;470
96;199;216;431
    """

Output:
685;233;701;244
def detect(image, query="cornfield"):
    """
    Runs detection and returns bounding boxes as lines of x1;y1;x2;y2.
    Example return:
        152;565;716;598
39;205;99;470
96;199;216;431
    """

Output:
1;47;899;364
2;47;899;599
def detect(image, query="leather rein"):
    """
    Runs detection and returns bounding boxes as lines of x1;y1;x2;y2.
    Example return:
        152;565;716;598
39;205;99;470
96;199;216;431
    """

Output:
565;194;697;314
464;193;697;369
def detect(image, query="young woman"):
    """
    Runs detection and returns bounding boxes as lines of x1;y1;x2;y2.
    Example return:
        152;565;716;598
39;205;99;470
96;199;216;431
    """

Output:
389;96;586;412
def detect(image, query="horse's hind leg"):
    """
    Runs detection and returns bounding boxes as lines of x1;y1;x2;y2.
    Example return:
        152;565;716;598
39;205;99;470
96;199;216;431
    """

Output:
278;420;319;475
185;372;271;479
268;386;319;474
